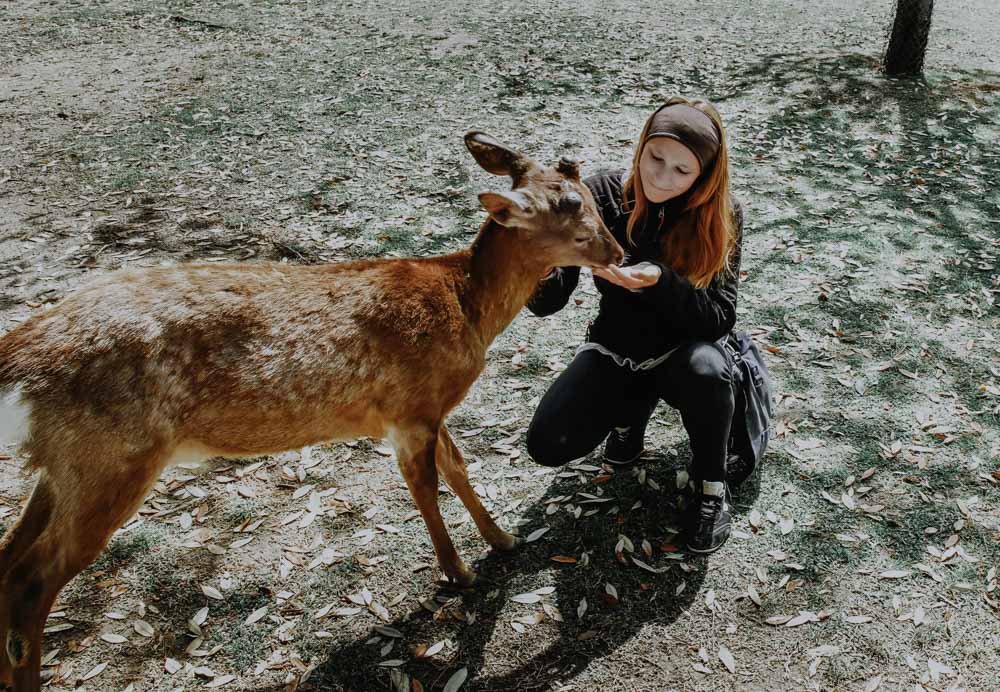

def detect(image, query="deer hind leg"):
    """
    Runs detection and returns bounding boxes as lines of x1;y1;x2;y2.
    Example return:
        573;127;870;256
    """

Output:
2;443;170;692
389;424;477;588
0;479;56;691
436;426;520;552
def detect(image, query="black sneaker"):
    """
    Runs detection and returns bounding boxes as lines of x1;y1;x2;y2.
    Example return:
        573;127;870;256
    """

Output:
604;423;646;466
686;485;732;554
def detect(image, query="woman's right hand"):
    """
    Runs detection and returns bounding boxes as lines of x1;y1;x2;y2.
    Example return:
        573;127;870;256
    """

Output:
593;262;661;290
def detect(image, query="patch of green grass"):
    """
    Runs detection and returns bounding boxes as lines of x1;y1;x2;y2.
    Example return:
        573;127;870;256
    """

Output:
209;618;269;672
91;523;165;571
303;560;364;604
823;654;874;687
218;580;272;617
513;351;547;377
819;298;891;335
138;564;202;615
870;503;953;563
111;169;157;191
917;460;974;493
223;213;251;230
787;522;865;581
779;367;813;393
944;561;986;590
222;499;260;525
751;303;792;338
871;368;917;402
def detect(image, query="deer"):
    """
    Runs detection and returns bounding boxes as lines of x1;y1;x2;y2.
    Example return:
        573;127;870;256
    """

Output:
0;131;624;690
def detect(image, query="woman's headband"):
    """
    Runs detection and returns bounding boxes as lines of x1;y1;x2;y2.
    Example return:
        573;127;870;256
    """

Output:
645;103;720;170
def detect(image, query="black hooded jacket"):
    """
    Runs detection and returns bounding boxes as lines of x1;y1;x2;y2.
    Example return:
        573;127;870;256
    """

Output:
527;169;744;363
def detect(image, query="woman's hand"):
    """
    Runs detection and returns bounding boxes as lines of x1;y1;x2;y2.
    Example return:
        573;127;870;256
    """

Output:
592;262;662;290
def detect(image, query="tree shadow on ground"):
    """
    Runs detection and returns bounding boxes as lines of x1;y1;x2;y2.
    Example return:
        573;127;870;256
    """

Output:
733;52;999;424
296;440;770;692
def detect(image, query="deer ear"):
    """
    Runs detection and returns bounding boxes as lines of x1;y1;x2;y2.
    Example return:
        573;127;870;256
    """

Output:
556;156;582;180
465;131;534;178
478;191;533;227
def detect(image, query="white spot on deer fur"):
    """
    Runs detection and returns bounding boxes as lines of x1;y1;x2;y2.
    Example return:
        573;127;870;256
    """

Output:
166;441;231;469
0;386;31;451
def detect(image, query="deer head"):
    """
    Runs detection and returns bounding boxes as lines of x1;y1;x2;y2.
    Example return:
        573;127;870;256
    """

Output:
464;131;624;270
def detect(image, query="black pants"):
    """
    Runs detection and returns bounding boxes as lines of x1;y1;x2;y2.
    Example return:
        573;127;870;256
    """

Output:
526;341;735;482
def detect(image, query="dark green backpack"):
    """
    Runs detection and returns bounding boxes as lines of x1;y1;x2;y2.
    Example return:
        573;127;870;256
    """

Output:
722;331;774;486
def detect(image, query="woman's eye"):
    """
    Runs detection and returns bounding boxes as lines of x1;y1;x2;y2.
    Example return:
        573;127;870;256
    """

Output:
651;155;663;162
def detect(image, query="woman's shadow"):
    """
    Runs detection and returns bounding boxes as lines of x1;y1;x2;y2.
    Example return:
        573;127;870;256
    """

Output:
300;445;763;691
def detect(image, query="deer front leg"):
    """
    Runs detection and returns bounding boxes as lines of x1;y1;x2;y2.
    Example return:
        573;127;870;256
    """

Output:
390;425;477;588
436;426;521;552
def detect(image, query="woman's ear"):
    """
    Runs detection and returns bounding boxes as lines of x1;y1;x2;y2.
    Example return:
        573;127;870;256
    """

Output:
478;191;534;227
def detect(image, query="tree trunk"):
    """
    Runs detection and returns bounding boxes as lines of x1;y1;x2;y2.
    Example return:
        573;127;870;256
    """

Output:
884;0;935;76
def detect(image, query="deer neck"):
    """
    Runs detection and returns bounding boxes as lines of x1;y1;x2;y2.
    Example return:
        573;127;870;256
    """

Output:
462;219;550;346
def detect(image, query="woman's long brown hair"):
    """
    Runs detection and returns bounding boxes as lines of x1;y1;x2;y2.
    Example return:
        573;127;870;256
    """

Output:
622;96;736;289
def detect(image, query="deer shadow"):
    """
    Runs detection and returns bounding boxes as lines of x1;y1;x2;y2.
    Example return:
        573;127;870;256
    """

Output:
297;444;765;692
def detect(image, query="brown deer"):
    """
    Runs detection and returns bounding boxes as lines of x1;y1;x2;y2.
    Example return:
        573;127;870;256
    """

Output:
0;131;623;690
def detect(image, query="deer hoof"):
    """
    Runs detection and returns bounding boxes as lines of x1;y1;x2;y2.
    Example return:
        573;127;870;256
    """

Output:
493;532;523;552
437;569;481;591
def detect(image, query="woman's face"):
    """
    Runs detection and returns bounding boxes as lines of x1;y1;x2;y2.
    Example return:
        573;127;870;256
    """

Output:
639;136;701;204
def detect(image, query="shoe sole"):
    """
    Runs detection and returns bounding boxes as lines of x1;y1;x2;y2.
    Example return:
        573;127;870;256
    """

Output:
685;540;728;555
604;448;646;466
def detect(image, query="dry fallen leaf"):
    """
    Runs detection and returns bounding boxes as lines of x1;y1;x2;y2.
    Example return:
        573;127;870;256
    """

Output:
245;607;268;625
525;527;550;543
443;666;468;692
206;675;236;688
863;675;882;691
785;611;819;627
719;646;736;674
100;633;128;644
82;662;108;681
632;557;667;574
421;641;445;658
201;584;224;601
511;592;542;604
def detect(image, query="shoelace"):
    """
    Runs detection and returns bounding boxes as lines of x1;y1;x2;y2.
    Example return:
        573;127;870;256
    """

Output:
611;426;631;443
698;496;723;524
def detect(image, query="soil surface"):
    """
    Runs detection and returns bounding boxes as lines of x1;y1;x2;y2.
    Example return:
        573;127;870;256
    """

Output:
1;1;998;690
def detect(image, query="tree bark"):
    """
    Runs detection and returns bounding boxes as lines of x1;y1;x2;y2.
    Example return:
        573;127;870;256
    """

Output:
884;0;935;76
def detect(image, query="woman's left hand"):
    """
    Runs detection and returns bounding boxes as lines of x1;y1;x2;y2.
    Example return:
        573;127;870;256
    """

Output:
593;262;662;290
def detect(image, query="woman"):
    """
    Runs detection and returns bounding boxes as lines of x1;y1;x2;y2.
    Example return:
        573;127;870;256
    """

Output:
525;97;746;554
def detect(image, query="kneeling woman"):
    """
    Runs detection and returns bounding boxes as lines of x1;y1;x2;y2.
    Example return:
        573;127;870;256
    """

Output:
526;97;745;554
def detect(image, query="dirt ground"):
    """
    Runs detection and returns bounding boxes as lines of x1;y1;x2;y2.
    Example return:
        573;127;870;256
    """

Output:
1;1;998;690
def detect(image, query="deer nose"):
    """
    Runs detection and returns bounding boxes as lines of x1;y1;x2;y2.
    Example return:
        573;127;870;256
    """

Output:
559;191;582;213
